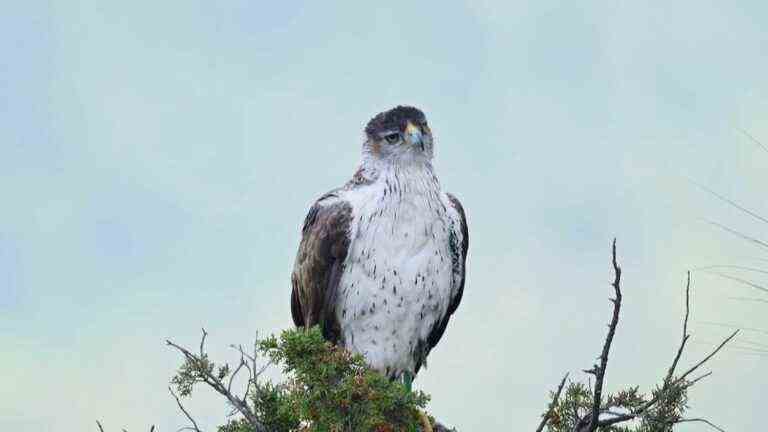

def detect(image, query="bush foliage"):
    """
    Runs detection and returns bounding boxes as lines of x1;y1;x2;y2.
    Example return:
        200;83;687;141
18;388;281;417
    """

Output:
171;327;431;432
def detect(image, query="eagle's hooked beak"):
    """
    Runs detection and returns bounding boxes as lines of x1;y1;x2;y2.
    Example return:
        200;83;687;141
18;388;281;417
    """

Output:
405;121;424;151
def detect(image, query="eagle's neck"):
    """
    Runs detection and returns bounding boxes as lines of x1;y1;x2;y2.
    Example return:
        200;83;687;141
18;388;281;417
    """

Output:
354;157;439;195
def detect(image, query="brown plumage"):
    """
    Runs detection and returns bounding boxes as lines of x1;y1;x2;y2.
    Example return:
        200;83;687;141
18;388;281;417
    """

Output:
290;193;352;344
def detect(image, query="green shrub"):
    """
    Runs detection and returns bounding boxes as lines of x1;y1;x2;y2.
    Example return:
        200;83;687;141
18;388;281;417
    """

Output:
171;327;430;432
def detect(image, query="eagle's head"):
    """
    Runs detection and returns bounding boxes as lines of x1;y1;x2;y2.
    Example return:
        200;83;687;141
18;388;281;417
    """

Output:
362;106;434;164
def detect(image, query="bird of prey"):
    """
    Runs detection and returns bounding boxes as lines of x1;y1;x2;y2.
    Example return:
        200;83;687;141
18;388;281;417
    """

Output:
291;105;468;391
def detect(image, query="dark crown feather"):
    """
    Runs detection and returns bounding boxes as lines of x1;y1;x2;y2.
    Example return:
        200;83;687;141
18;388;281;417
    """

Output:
365;105;426;137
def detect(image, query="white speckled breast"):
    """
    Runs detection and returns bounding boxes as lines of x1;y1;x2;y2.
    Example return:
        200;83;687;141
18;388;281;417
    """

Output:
335;164;455;378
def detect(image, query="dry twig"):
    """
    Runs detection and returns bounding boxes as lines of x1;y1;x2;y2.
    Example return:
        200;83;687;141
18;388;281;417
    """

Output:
166;330;268;432
535;373;569;432
169;386;203;432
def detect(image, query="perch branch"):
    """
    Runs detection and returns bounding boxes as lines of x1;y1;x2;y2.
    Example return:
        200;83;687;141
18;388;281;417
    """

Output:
535;373;569;432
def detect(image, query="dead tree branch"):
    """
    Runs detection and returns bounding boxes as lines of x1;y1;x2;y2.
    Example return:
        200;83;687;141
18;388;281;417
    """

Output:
229;342;266;403
166;329;268;432
676;330;739;384
666;271;691;384
535;373;569;432
537;240;737;432
169;386;203;432
592;294;737;430
678;417;727;432
576;238;622;432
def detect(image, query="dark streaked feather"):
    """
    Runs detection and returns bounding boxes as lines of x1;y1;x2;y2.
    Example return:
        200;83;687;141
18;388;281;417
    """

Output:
290;284;304;327
445;193;469;316
418;193;469;373
290;194;352;344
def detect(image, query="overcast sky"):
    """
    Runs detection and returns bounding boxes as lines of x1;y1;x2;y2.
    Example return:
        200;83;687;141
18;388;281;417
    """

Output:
2;1;767;431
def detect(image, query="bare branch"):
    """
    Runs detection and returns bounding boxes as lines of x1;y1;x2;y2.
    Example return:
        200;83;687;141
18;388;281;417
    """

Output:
678;417;727;432
255;359;274;379
169;387;203;432
566;261;736;431
665;271;691;384
683;371;713;389
677;330;739;383
578;238;622;432
535;373;569;432
96;420;105;432
230;342;257;365
229;343;259;402
166;336;267;432
228;356;246;395
596;329;738;429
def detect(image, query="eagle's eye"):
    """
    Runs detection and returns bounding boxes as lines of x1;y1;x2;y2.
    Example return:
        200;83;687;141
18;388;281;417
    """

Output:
384;132;400;144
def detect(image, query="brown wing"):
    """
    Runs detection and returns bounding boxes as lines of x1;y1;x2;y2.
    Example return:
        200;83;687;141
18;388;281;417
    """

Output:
290;193;352;345
425;193;469;356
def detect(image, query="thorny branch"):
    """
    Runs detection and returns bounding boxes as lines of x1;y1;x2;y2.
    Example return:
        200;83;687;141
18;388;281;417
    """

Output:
578;239;622;432
537;240;738;432
594;260;736;430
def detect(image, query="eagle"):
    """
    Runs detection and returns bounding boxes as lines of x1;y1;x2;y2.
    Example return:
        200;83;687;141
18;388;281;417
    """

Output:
290;105;468;392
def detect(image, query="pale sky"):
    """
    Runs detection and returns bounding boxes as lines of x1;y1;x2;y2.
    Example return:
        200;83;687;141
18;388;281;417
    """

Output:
1;1;767;431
